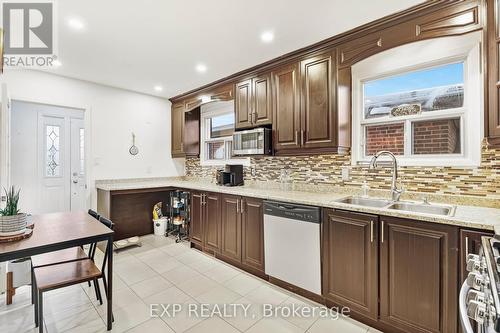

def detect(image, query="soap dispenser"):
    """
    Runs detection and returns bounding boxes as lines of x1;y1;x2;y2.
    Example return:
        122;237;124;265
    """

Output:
361;181;370;197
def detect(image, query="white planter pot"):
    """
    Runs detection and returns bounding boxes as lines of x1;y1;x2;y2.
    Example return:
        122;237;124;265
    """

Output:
0;213;27;236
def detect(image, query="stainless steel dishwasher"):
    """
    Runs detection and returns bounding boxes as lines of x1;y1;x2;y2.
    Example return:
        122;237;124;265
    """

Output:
263;201;322;295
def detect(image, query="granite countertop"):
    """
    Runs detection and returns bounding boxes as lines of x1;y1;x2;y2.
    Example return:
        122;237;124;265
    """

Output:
95;177;500;232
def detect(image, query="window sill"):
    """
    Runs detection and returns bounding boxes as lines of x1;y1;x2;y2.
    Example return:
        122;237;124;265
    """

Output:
200;158;251;167
353;156;480;168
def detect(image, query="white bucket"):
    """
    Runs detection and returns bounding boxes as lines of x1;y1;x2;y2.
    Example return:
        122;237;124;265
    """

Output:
153;218;168;236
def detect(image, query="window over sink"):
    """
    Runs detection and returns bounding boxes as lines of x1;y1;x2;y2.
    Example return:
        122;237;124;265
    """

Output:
200;100;250;166
351;32;482;167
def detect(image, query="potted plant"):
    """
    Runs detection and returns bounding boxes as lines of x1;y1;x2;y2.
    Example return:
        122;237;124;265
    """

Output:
0;186;27;236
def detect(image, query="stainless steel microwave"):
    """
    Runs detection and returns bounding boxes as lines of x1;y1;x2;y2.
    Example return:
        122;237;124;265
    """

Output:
232;128;272;156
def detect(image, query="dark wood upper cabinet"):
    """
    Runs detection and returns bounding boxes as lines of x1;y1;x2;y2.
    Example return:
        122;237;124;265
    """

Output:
235;79;253;129
272;63;301;151
203;193;221;252
189;191;203;245
241;197;265;272
300;51;336;149
252;74;272;126
220;194;242;261
323;209;378;321
183;107;200;158
171;103;185;157
272;53;337;154
379;216;458;333
235;75;272;129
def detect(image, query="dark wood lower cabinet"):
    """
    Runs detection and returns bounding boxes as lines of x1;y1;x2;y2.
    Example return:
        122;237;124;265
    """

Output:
203;193;221;252
189;191;221;251
188;191;472;333
379;216;458;333
189;191;204;246
241;197;265;272
323;209;378;321
220;194;242;261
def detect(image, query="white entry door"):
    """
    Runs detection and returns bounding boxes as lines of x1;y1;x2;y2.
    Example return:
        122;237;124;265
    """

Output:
70;118;86;211
37;113;86;213
39;115;69;213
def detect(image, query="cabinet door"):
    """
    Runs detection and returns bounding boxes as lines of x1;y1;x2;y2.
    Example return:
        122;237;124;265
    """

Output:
221;194;242;261
189;191;203;245
460;229;493;283
235;79;253;129
241;197;264;272
252;74;272;126
323;209;378;321
379;217;458;333
203;192;221;252
272;63;301;151
171;103;185;157
184;107;200;158
300;51;336;149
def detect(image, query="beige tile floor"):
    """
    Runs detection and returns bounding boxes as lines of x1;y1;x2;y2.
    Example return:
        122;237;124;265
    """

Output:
0;235;382;333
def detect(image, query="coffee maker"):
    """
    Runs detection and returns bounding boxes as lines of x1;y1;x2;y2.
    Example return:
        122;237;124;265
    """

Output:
216;164;244;186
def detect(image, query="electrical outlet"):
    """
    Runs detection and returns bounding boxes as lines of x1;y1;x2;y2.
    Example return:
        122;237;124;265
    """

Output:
341;166;350;181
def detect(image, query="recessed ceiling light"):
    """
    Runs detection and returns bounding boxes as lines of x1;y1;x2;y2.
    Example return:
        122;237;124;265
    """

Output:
195;63;207;73
67;18;85;30
52;59;62;67
154;85;163;92
260;31;274;43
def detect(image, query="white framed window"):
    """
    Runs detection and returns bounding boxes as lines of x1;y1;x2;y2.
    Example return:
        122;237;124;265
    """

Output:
200;101;250;166
351;32;483;167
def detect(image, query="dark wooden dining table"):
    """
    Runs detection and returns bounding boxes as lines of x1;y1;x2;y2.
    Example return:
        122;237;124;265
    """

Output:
0;211;114;330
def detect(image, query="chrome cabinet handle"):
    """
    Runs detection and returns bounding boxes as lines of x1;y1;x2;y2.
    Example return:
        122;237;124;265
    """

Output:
381;220;385;243
236;199;240;213
241;199;245;213
370;221;374;243
300;130;305;146
465;236;469;255
295;130;299;145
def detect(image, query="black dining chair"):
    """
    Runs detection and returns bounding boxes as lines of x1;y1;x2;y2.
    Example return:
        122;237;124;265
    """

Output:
33;216;114;333
30;209;103;307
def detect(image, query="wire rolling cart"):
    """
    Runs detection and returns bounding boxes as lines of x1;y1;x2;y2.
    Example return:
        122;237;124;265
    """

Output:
168;190;190;243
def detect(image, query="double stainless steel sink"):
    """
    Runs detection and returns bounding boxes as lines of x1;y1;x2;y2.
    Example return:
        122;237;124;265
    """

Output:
336;196;455;216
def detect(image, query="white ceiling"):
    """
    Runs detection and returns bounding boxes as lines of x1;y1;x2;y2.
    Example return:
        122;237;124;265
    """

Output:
42;0;424;99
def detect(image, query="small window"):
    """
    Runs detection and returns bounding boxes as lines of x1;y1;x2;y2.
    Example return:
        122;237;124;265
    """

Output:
365;123;404;156
412;118;461;155
360;62;465;160
200;101;249;166
351;33;482;167
210;113;234;138
364;62;464;119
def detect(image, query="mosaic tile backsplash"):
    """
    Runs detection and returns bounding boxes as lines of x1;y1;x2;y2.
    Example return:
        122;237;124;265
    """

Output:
185;141;500;199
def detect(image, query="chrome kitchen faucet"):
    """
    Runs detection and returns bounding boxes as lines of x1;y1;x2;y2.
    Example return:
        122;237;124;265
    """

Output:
369;151;404;202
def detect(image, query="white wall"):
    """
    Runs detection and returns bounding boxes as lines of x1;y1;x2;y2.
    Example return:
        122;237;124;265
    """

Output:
1;70;185;209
